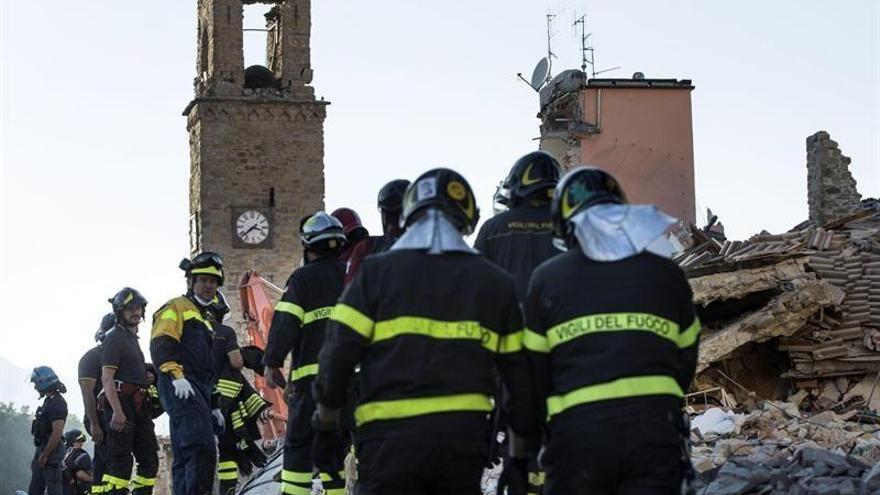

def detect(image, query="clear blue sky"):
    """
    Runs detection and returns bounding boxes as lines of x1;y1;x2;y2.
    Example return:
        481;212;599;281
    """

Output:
1;1;878;386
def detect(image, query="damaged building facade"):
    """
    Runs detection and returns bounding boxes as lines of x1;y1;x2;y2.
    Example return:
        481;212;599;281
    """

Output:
537;70;696;223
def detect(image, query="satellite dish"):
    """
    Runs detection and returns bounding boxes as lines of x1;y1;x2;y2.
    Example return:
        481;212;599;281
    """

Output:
530;57;550;90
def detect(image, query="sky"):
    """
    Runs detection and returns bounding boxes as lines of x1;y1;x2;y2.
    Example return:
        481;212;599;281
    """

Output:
0;1;878;391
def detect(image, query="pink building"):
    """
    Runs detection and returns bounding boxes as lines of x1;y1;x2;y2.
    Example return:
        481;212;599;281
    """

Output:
539;72;696;224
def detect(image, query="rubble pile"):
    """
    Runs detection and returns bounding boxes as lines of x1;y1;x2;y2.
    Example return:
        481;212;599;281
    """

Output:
690;403;880;494
680;200;880;388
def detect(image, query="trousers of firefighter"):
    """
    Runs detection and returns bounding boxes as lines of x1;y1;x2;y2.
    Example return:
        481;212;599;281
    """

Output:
215;370;270;494
93;382;163;495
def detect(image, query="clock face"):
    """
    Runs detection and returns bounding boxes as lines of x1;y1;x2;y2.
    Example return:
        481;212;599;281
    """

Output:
236;210;269;245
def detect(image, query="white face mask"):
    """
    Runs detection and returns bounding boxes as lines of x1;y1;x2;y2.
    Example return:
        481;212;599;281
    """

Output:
391;208;477;255
193;294;213;307
569;203;678;262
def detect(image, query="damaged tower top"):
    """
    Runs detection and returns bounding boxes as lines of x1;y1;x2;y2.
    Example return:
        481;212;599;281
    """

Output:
807;131;862;225
193;0;315;100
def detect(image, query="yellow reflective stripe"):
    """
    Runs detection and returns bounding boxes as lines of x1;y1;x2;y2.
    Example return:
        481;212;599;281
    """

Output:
678;317;702;349
325;490;346;495
528;471;546;486
318;471;345;482
499;330;524;353
281;470;313;483
303;306;334;324
159;309;178;322
290;363;319;381
102;474;129;489
191;266;223;278
218;471;238;480
547;313;680;350
130;475;155;487
331;304;374;338
182;310;212;330
546;375;684;419
281;484;312;495
275;301;305;321
355;393;493;426
90;484;107;494
523;328;549;353
218;460;238;470
373;316;499;352
216;379;243;398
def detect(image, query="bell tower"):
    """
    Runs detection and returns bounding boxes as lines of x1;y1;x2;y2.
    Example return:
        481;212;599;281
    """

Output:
185;0;327;328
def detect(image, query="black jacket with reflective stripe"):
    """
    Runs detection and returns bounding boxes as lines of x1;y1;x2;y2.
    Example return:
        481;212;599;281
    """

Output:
314;249;537;440
474;203;559;302
264;257;345;384
525;250;700;430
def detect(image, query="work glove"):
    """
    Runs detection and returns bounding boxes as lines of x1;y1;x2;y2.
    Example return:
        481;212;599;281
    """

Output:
212;408;225;433
496;456;529;495
172;377;195;400
310;411;346;482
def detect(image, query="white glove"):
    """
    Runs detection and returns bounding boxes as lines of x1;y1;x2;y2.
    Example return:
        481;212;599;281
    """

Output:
172;378;195;400
212;408;225;431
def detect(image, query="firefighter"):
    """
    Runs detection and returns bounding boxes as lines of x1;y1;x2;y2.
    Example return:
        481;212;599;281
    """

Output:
208;291;269;495
263;211;348;495
331;207;371;268
62;430;93;495
29;366;68;495
150;252;226;495
77;313;116;494
476;151;562;302
99;288;159;495
475;151;562;495
523;167;700;495
312;168;538;495
344;179;411;284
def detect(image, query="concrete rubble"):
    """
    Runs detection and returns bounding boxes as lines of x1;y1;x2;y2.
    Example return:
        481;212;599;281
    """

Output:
690;403;880;494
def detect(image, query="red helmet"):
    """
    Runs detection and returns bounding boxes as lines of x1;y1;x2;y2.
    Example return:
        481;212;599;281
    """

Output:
331;208;367;236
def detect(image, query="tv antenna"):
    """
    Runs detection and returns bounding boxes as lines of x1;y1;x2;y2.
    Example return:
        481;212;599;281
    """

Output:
573;13;620;79
516;13;558;92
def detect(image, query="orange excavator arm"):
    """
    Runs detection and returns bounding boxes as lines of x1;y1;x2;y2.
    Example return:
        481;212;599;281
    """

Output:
239;270;288;440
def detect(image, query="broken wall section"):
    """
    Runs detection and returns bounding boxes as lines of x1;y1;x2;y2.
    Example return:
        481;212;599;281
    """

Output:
808;131;862;225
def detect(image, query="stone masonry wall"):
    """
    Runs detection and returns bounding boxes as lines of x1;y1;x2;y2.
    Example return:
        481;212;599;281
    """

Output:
187;98;326;335
807;131;862;225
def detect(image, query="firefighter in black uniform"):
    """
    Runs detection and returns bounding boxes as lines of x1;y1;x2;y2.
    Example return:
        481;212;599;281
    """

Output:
524;167;700;495
29;366;68;495
475;151;561;495
475;151;562;303
151;252;226;495
99;288;159;495
263;211;348;495
312;168;538;495
62;429;92;495
208;291;269;495
77;313;116;495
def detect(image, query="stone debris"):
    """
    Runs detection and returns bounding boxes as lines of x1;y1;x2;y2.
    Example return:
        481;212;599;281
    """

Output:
690;402;880;494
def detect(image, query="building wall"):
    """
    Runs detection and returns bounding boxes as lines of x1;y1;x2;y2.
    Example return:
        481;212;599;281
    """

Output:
577;87;695;224
187;99;326;324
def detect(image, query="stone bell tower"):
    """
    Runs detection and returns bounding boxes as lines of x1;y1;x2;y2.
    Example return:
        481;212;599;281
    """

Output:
184;0;327;330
